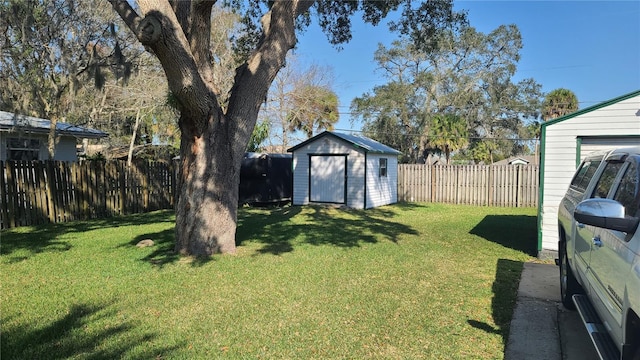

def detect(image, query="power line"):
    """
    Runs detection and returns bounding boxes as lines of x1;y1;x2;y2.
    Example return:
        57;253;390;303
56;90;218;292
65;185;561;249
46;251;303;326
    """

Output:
332;128;539;142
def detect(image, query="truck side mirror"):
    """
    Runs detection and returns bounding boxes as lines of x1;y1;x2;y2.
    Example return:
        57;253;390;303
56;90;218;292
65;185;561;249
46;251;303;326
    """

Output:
574;198;639;234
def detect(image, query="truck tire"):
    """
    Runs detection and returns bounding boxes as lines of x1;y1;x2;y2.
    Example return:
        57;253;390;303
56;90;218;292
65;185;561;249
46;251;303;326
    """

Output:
560;241;583;310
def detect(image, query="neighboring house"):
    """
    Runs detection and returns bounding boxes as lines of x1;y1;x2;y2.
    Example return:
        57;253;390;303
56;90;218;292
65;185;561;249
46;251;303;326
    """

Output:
538;89;640;256
492;155;537;166
0;111;107;161
288;131;402;209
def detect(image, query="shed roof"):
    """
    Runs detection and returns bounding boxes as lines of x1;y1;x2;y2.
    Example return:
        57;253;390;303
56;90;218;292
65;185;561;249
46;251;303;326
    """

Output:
0;111;108;139
288;131;402;155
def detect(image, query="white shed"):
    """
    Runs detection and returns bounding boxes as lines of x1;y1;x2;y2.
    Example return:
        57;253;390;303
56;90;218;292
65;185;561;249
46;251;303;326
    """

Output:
288;131;402;209
538;90;640;256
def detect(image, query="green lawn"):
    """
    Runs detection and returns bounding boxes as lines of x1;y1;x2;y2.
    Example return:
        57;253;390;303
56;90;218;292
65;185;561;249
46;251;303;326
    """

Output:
1;203;537;359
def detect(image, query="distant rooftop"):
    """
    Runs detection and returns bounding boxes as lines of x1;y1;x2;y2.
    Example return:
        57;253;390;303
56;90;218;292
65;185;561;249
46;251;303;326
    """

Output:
0;111;107;139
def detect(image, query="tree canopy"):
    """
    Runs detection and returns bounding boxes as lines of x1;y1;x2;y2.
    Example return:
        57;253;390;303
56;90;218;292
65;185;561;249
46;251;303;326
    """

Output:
542;88;578;121
351;23;543;164
0;0;181;161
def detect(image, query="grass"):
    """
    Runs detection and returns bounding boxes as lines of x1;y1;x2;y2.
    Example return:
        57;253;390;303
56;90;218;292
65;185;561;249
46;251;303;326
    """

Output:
1;203;537;359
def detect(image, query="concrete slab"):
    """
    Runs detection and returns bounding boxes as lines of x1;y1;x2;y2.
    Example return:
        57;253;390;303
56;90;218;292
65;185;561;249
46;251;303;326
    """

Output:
504;262;599;360
517;262;561;301
504;297;561;360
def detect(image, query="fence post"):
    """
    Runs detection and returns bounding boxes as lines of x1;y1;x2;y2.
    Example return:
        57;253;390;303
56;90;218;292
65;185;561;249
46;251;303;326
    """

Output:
4;161;17;228
119;162;127;215
0;161;7;228
43;161;55;223
517;165;523;207
430;167;436;203
143;161;150;211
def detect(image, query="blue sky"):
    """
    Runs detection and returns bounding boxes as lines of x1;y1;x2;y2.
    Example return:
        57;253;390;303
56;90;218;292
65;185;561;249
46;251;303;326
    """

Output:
293;1;640;132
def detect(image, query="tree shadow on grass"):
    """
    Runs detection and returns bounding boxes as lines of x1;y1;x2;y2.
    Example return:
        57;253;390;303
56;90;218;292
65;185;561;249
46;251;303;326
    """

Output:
1;301;181;360
236;203;421;255
469;215;538;256
467;258;524;345
0;211;175;263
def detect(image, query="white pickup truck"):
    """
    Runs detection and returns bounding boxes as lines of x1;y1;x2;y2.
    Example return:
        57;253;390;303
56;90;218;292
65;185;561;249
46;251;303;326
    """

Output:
558;146;640;360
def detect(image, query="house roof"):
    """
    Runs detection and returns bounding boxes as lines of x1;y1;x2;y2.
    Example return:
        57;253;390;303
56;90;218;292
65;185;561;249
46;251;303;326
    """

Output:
0;111;108;139
287;131;402;155
492;155;537;166
541;89;640;128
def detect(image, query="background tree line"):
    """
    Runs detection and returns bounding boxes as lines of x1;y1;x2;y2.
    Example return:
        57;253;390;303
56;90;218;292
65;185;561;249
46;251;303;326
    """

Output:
351;22;578;164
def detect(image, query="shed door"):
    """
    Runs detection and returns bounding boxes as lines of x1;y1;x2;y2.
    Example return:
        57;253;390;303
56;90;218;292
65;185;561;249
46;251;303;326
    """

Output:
580;137;640;159
310;155;346;203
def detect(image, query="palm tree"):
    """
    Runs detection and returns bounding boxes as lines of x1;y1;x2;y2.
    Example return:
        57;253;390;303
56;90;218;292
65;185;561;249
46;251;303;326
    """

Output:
429;114;469;164
287;86;339;138
542;88;578;121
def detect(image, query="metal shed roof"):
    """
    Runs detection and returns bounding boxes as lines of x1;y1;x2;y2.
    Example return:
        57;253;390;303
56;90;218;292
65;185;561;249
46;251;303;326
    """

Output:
0;111;108;139
287;131;402;155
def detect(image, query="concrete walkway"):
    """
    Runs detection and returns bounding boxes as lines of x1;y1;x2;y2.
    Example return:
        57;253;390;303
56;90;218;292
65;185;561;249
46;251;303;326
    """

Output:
504;262;599;360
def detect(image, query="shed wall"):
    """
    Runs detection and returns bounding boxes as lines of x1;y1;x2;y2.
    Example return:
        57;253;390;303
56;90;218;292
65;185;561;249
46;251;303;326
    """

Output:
291;137;366;208
365;154;398;208
540;94;640;252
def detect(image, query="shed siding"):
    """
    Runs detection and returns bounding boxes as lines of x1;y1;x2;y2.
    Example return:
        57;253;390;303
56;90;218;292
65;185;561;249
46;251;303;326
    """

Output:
540;94;640;252
365;154;398;208
291;137;366;208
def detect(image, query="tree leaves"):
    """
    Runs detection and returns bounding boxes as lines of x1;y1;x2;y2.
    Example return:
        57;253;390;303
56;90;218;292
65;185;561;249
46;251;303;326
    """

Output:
287;85;339;138
352;22;543;164
542;88;578;121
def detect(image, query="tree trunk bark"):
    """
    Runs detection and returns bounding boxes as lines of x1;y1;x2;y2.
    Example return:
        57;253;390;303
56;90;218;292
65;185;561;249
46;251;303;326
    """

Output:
47;118;57;160
174;112;241;255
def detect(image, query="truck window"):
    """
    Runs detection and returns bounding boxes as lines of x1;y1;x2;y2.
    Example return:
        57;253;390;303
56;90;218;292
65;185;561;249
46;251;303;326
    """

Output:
613;161;640;218
592;161;624;198
570;160;601;192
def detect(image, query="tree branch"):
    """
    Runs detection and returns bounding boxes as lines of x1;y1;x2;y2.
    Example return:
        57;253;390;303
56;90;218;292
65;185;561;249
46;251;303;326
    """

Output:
107;0;143;40
169;0;191;35
191;1;215;85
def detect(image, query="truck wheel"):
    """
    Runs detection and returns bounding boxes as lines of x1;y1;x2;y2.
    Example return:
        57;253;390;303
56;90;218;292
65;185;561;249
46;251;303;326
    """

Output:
560;242;582;310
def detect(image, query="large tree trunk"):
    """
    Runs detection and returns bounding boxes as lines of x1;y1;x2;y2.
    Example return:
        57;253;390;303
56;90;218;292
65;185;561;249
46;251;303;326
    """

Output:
109;0;309;256
174;112;242;255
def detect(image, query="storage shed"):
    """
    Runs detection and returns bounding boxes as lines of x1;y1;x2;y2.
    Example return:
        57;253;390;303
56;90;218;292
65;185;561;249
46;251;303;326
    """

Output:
538;90;640;256
288;131;402;209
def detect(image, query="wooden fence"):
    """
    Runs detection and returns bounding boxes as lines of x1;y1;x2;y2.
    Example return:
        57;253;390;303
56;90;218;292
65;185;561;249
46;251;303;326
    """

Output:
1;160;539;229
1;160;175;229
398;164;539;207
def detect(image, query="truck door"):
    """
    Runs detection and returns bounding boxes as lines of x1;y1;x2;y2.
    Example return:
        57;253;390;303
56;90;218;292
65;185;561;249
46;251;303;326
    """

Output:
571;159;603;275
588;159;639;340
